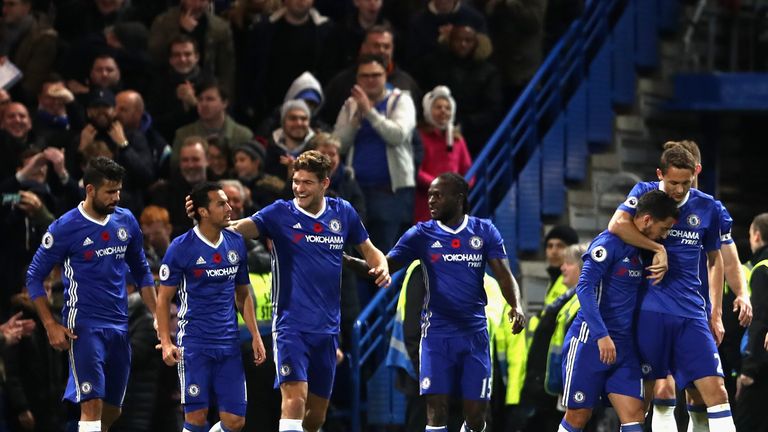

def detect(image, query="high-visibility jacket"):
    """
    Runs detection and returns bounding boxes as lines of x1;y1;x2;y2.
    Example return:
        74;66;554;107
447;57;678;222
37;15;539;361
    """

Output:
544;294;581;395
237;273;273;339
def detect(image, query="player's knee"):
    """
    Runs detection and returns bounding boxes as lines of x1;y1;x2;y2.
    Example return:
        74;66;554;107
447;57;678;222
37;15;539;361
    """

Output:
427;404;448;425
221;416;245;432
564;409;592;428
302;411;326;432
185;409;209;425
465;411;486;431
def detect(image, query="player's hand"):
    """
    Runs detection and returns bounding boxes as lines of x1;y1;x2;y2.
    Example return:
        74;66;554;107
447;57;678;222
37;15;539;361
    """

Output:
158;342;181;366
336;348;345;365
18;410;34;431
369;264;391;288
185;195;195;220
733;295;753;327
507;306;525;334
252;335;266;366
43;321;76;350
735;373;754;400
709;315;725;346
646;248;668;285
597;335;616;365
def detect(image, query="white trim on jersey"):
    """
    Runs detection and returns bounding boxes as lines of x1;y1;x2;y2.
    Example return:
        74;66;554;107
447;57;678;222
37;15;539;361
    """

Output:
177;275;189;346
192;226;223;249
597;280;604;307
657;182;690;208
64;258;78;330
178;347;186;404
436;215;469;235
270;242;281;333
293;197;327;219
77;202;110;226
68;340;82;402
272;332;279;382
562;334;579;405
419;259;432;338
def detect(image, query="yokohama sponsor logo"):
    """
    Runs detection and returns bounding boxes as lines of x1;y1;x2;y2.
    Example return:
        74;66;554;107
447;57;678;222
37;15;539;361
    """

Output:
442;253;483;262
304;235;344;244
666;229;700;240
94;245;127;257
206;266;238;277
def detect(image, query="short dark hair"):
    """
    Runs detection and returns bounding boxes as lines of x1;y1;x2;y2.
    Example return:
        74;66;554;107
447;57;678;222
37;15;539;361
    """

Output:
357;54;387;72
196;80;228;102
293;150;331;181
635;190;679;221
83;156;125;188
752;213;768;242
659;145;697;175
189;181;222;222
436;172;469;214
169;34;199;55
365;23;394;39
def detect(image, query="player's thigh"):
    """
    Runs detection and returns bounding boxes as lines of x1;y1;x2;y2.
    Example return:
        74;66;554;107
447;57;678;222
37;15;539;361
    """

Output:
213;348;248;417
458;330;493;401
178;346;213;413
636;310;674;381
604;360;644;419
274;330;310;387
419;334;458;397
561;336;609;410
672;317;724;389
65;327;108;404
102;328;131;407
305;333;338;400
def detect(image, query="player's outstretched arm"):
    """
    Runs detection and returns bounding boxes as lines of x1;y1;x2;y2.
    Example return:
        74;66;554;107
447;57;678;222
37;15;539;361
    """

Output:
355;239;392;288
32;296;76;351
235;284;266;365
721;242;753;327
488;258;526;334
230;217;260;240
156;284;181;366
707;249;725;346
608;209;667;283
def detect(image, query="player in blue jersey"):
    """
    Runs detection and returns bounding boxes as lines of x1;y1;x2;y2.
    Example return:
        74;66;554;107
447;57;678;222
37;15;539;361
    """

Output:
157;182;266;432
345;172;526;432
26;157;157;432
214;150;390;432
608;146;736;431
558;190;679;432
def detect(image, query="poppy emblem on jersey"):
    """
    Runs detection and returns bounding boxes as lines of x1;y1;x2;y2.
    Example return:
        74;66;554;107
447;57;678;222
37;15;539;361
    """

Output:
293;233;304;243
159;264;170;281
280;364;291;376
101;231;110;241
573;391;585;403
227;250;239;264
687;214;701;228
591;246;607;262
117;227;128;241
469;236;483;250
193;269;204;278
329;219;341;233
641;363;652;375
188;384;200;397
421;377;431;390
80;382;92;394
42;232;54;249
212;253;222;264
624;196;638;208
84;250;94;261
431;253;441;263
313;223;323;233
451;239;461;248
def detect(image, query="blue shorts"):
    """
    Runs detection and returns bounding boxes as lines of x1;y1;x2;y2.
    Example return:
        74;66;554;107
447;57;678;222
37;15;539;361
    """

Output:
179;345;247;416
636;310;724;388
273;330;338;399
561;324;643;409
64;327;130;406
419;329;492;400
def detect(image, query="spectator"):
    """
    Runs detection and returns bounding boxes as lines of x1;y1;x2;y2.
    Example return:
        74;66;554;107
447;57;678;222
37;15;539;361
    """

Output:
147;35;212;142
138;204;172;274
405;0;487;68
334;54;416;252
0;0;58;106
306;132;365;219
263;99;316;184
54;0;138;42
219;178;271;274
0;102;41;179
245;0;337;120
414;86;472;223
73;88;155;215
232;140;285;210
322;24;421;126
67;54;123;99
205;137;232;181
103;21;152;94
149;0;236;95
171;81;252;170
255;71;327;137
33;75;80;150
418;24;501;155
115;90;170;179
334;0;391;67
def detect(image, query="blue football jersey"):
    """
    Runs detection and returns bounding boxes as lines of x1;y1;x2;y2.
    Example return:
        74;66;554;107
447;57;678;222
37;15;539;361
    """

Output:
26;204;154;330
570;230;644;343
160;226;250;348
618;182;721;318
250;197;368;334
388;215;507;337
698;200;735;313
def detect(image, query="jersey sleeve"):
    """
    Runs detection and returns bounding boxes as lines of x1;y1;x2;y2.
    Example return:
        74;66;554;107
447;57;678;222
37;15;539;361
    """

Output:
125;215;155;289
717;201;734;245
617;182;652;216
158;240;185;287
235;236;250;286
26;219;70;300
485;221;507;260
574;238;615;340
388;225;421;265
250;203;275;239
703;203;722;253
344;199;369;246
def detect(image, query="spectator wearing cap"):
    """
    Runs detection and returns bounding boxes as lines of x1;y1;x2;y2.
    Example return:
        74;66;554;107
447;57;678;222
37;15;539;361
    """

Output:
254;71;328;137
115;90;170;179
263;98;316;183
543;224;579;305
170;80;252;169
149;0;235;96
73;87;154;215
414;86;472;223
233;141;285;210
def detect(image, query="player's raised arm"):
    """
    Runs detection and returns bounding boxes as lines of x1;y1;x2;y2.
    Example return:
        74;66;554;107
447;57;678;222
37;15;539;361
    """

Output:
155;284;180;366
488;257;526;334
235;284;266;365
230;217;260;240
355;239;391;288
